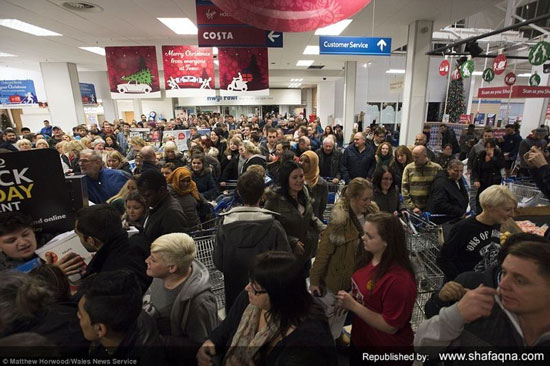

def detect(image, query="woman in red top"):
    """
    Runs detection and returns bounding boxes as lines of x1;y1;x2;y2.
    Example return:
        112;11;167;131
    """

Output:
336;212;416;363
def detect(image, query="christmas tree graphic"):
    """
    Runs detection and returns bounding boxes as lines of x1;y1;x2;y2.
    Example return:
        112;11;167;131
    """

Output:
122;68;154;85
447;75;465;123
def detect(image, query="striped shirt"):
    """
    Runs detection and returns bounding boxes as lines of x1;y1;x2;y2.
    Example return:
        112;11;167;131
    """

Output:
401;161;442;210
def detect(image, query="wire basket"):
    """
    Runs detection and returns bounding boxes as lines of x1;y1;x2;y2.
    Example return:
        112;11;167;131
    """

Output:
194;234;226;311
506;181;545;208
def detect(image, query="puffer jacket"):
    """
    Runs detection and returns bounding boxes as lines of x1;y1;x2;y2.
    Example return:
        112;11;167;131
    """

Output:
309;199;379;293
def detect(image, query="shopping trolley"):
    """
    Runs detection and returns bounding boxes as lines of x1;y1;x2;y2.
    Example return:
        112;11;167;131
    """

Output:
402;212;445;331
189;219;226;311
323;179;345;223
505;179;546;207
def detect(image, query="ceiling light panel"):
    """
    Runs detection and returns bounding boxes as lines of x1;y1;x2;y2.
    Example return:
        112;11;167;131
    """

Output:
79;47;105;56
303;45;319;55
297;60;314;67
157;18;198;35
0;19;62;36
314;19;352;36
0;52;16;57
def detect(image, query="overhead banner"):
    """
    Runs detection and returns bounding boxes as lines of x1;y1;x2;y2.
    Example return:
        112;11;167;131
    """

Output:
477;85;550;99
0;80;38;107
177;89;301;106
319;36;391;56
105;46;161;99
218;48;269;96
79;83;97;105
162;46;216;97
0;150;75;234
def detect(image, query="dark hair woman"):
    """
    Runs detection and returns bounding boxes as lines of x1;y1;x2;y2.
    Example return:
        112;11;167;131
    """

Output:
371;166;403;215
472;138;505;214
389;145;413;190
104;134;122;154
197;251;337;366
336;212;416;357
264;161;326;273
190;153;219;201
219;136;243;187
210;128;227;163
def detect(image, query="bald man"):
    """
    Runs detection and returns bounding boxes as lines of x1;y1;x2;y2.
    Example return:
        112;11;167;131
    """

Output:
415;133;436;161
139;145;160;174
341;132;376;182
402;145;442;213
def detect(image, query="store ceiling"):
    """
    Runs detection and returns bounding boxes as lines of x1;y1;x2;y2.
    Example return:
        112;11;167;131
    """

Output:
0;0;503;87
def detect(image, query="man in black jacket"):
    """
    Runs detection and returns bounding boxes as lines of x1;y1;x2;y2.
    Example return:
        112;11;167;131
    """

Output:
341;132;375;182
139;146;160;173
75;204;151;293
78;271;164;363
316;138;342;184
137;170;188;242
426;159;469;223
214;171;290;310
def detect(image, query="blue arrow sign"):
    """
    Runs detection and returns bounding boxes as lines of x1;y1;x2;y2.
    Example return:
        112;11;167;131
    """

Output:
265;30;283;48
319;36;392;56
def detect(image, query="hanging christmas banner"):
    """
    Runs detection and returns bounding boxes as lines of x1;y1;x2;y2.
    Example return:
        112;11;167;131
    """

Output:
105;46;161;99
210;0;371;32
482;68;495;82
439;60;450;76
218;47;269;96
451;68;461;81
529;73;541;87
493;54;507;75
529;41;550;66
460;60;474;79
162;46;216;97
505;72;517;86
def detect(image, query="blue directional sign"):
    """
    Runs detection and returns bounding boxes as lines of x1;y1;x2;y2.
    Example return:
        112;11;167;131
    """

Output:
319;36;392;56
265;31;283;48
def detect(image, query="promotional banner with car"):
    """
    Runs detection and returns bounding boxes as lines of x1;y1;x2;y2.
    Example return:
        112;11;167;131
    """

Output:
0;80;38;107
105;46;161;99
218;47;269;96
162;45;216;97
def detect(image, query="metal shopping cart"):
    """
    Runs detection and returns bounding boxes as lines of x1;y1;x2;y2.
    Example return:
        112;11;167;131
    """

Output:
323;179;345;223
505;179;546;208
189;219;226;311
402;212;445;332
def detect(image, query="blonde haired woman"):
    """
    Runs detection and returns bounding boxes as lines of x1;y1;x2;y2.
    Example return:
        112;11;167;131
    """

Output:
160;141;186;168
64;140;85;173
16;139;32;151
143;233;218;363
239;140;266;175
34;139;49;149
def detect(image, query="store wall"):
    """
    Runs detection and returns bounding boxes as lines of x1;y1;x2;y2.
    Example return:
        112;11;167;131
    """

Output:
334;78;345;123
142;98;175;120
354;56;447;115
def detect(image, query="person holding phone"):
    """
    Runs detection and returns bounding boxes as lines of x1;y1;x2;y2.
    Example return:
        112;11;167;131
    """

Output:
472;139;505;214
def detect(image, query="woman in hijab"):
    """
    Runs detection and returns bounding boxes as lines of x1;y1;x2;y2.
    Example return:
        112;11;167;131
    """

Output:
166;167;201;230
300;151;329;221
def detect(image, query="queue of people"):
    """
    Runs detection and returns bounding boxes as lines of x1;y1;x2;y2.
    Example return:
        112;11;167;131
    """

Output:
1;115;550;365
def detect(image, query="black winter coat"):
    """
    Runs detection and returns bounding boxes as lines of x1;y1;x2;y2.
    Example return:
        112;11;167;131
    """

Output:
192;168;219;201
472;150;505;188
316;148;342;180
426;170;469;219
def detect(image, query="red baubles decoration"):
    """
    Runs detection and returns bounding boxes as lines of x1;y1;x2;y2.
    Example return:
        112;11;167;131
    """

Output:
210;0;372;32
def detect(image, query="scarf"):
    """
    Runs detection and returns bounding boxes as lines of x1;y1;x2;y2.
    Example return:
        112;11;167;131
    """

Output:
223;305;280;366
301;150;320;187
166;167;200;201
376;152;392;168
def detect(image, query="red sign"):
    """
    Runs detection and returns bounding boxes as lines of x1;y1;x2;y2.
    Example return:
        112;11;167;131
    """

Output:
8;95;21;103
459;114;472;124
439;60;450;76
511;86;550;98
196;2;282;48
505;72;517;86
477;86;512;98
493;54;507;75
105;46;161;99
162;46;215;97
218;48;269;95
211;0;371;32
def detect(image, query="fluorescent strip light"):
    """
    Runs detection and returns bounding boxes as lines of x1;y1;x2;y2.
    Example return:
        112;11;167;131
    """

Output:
385;69;405;74
297;60;314;67
213;47;218;55
0;19;61;36
472;71;482;76
157;18;197;35
303;45;319;55
0;52;16;57
314;19;352;36
79;47;105;56
517;73;532;77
